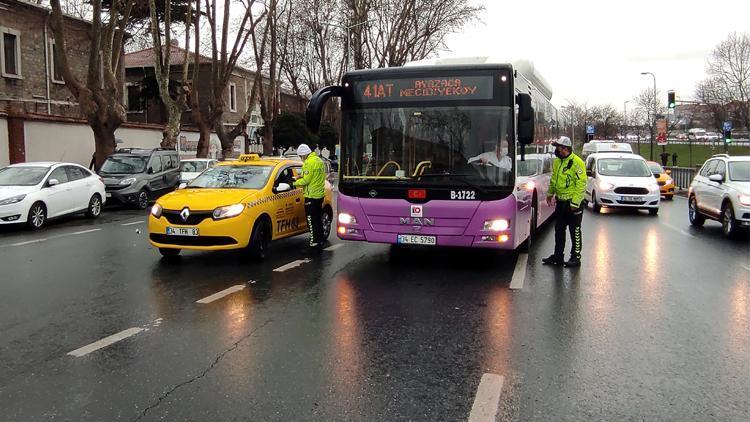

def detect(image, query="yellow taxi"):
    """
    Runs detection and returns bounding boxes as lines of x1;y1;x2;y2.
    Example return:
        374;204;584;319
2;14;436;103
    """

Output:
148;154;334;259
647;161;675;200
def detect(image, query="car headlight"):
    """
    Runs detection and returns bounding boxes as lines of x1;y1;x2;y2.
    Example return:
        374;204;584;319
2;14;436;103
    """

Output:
0;194;26;205
739;194;750;206
598;181;614;191
649;183;660;193
338;213;357;224
120;177;137;186
483;219;510;231
213;203;245;220
151;203;163;218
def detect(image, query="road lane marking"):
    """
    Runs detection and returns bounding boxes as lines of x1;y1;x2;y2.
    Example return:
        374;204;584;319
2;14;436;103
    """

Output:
662;223;696;238
273;259;311;272
9;239;48;247
324;243;344;251
196;285;246;304
70;228;102;236
67;327;144;357
469;373;505;422
121;220;145;226
510;253;528;290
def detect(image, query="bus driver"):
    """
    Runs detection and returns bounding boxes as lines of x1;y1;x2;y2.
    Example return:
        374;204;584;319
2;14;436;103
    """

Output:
468;137;512;170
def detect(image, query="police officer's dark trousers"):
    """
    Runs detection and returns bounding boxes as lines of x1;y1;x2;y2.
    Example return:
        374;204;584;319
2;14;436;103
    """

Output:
304;197;324;246
554;200;583;260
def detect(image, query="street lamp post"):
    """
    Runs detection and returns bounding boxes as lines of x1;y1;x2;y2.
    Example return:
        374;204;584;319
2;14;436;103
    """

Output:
622;100;629;138
640;71;656;161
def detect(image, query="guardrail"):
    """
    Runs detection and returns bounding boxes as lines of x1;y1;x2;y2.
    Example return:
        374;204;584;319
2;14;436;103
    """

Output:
664;166;698;190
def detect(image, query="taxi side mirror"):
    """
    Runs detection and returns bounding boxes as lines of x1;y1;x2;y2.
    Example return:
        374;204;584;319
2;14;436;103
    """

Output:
275;182;291;193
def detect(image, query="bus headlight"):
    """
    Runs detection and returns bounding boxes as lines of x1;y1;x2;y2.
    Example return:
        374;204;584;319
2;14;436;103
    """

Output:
213;203;245;220
484;219;509;231
338;213;357;224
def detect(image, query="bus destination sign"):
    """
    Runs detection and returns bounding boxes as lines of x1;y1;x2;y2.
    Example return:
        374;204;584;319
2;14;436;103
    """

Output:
353;76;494;103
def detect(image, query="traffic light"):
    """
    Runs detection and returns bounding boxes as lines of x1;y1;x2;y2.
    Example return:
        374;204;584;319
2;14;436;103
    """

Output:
667;91;676;109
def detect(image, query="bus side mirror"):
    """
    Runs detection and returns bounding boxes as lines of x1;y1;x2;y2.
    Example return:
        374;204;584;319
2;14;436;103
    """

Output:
517;93;535;145
306;85;346;133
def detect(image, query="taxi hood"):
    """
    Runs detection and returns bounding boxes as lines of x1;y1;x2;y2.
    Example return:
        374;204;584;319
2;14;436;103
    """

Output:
157;188;262;211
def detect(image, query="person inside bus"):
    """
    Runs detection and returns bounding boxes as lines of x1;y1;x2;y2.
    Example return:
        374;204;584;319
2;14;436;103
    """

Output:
467;136;512;170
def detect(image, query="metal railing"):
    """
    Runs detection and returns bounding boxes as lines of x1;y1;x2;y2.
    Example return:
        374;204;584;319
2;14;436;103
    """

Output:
664;166;698;190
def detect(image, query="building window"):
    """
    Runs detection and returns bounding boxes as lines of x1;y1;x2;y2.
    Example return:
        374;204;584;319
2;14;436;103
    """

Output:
49;41;64;84
126;84;143;112
1;27;22;78
228;82;237;112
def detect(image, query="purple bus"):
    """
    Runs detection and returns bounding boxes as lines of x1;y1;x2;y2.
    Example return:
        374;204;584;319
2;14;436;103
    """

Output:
306;59;565;250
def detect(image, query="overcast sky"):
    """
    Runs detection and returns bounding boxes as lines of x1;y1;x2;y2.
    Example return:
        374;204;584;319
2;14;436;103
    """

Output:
442;0;750;110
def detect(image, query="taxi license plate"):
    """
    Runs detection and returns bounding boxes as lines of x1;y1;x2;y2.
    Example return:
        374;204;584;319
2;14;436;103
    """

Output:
167;227;199;236
397;234;436;245
620;196;643;202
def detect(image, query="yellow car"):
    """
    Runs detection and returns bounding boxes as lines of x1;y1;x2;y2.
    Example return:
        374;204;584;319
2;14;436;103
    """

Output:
148;154;334;259
647;161;675;200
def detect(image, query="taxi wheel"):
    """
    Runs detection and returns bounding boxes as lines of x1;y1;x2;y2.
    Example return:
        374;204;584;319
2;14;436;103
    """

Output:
321;207;333;240
159;248;181;258
248;219;270;260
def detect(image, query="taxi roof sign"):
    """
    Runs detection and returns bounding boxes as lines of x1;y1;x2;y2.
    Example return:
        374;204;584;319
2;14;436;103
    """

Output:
239;154;260;162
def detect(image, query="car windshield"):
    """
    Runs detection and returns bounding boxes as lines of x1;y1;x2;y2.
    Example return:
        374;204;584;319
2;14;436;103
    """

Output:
648;163;664;174
100;155;148;174
598;159;652;177
188;165;273;189
729;161;750;181
517;158;542;176
180;161;208;172
0;166;50;186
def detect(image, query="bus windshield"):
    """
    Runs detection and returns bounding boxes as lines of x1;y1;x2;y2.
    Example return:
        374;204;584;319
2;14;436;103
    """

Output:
342;106;514;188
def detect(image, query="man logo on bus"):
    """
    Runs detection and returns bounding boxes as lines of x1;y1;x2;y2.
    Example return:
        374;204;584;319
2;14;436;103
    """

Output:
411;205;423;217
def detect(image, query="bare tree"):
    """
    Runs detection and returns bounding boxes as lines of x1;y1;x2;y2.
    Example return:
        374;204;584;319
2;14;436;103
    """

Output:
562;100;593;143
49;0;135;170
148;0;192;148
702;32;750;132
591;104;622;139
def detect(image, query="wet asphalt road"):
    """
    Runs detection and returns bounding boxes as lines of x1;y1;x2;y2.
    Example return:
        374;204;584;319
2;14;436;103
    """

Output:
0;199;748;421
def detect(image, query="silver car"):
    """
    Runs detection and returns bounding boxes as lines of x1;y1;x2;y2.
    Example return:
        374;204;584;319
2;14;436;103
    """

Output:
689;154;750;238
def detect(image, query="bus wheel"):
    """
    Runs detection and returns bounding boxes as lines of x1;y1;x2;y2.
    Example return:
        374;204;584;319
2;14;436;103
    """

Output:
520;197;537;252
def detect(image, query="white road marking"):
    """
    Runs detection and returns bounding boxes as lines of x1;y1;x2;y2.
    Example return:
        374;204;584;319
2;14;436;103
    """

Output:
510;253;528;290
9;239;47;247
70;228;102;236
324;243;344;251
662;223;696;238
468;373;505;422
121;220;145;226
196;285;246;304
67;327;144;357
273;259;311;272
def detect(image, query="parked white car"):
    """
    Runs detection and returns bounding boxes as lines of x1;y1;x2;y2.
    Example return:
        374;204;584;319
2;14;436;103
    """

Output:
179;158;217;183
0;162;106;229
583;152;661;215
688;154;750;238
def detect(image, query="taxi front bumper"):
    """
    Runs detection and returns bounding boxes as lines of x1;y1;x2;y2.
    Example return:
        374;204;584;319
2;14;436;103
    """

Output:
148;212;253;251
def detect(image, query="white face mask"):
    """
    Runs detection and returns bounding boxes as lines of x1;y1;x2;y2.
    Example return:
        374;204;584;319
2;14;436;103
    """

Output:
500;147;508;156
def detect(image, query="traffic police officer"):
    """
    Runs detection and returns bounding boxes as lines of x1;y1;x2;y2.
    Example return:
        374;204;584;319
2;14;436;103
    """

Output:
543;136;587;267
294;144;326;251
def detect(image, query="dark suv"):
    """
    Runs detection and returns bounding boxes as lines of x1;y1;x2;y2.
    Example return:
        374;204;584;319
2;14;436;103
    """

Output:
98;148;180;209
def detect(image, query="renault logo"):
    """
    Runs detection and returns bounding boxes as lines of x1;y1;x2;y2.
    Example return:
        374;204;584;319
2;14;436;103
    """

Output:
180;207;190;222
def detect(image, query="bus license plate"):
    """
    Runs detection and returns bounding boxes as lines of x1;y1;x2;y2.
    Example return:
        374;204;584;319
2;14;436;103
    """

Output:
397;234;436;245
167;227;199;236
620;196;643;203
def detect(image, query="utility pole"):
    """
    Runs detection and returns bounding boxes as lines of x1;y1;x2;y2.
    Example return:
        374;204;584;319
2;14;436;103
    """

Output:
641;72;656;161
622;100;629;139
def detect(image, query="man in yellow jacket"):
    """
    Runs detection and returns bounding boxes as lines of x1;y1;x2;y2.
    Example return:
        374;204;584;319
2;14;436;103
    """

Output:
543;136;586;267
294;143;326;251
